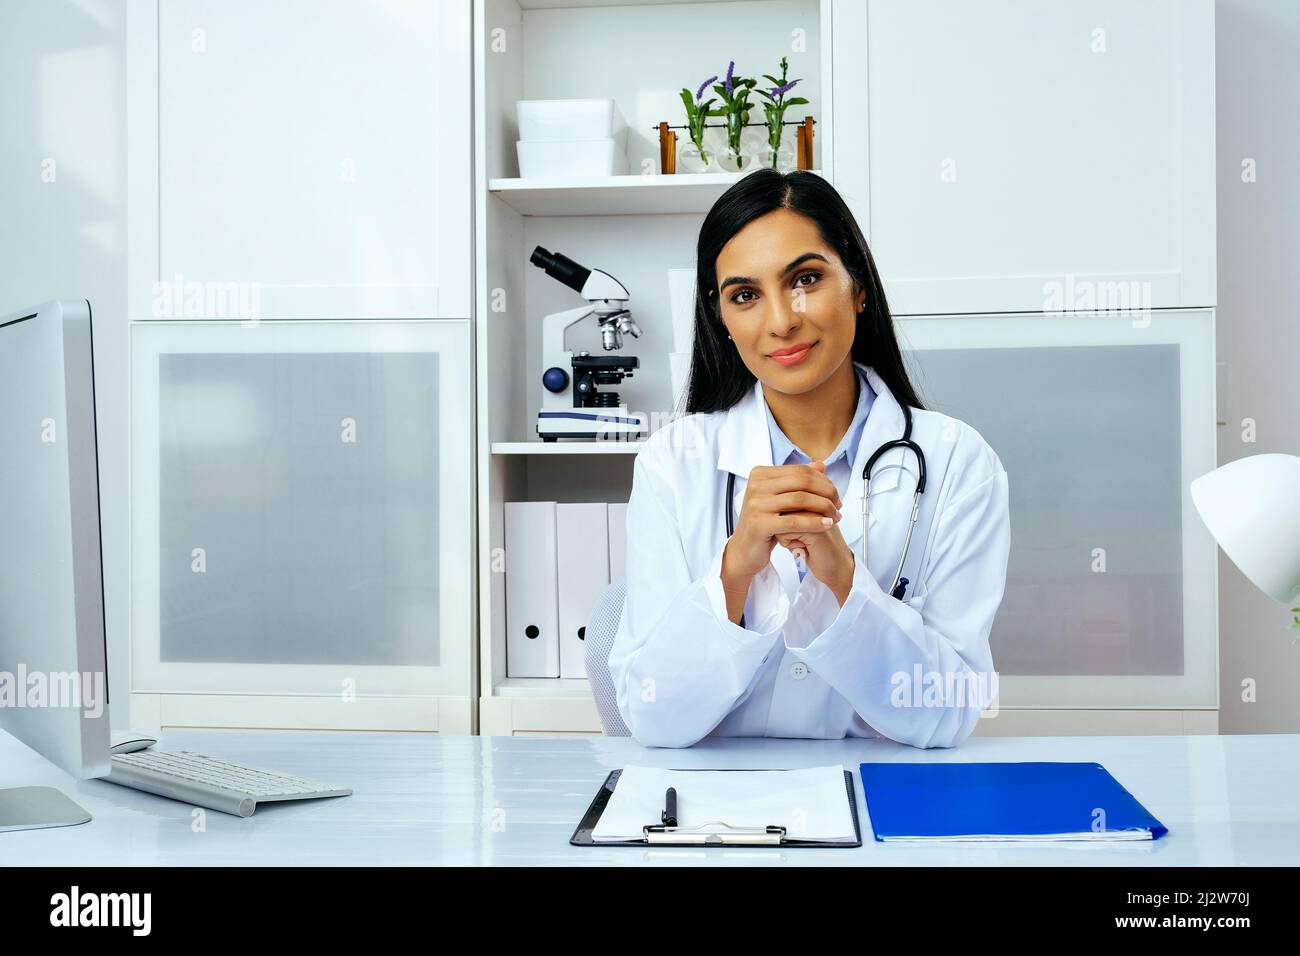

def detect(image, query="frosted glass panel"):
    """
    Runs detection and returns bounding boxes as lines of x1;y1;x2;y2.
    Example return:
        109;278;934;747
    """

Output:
131;320;472;703
896;310;1217;709
907;344;1183;677
157;352;440;667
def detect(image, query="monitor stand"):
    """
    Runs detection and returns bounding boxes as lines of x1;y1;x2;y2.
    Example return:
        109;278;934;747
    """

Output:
0;787;92;832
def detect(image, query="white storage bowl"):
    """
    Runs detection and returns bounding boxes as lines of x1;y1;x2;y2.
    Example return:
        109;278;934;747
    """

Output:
517;98;628;151
517;138;629;178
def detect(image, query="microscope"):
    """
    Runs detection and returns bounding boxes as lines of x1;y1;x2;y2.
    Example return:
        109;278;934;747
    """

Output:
532;246;649;441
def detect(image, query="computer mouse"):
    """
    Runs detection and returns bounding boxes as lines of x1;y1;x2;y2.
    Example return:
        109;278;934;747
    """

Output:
110;733;158;755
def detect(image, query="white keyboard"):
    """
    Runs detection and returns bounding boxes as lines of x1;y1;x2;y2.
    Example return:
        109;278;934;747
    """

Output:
108;750;351;818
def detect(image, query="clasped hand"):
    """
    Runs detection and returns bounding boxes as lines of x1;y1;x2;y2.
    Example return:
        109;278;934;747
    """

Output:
720;461;855;608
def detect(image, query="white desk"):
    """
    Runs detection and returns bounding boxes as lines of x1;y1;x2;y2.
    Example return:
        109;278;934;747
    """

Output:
2;730;1297;865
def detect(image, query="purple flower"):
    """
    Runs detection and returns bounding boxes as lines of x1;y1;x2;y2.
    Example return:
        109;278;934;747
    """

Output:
696;75;718;101
770;78;799;98
724;60;735;94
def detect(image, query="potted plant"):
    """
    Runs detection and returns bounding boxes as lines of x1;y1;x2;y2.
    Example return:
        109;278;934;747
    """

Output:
757;56;808;170
678;74;720;172
713;60;757;172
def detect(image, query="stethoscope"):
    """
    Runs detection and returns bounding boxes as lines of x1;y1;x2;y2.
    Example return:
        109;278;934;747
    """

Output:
724;402;928;611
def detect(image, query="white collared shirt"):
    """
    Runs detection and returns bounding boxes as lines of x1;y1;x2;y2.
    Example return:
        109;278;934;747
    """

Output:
761;365;874;581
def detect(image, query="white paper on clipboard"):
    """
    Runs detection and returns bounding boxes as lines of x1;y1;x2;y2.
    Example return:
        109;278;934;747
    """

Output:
591;765;855;844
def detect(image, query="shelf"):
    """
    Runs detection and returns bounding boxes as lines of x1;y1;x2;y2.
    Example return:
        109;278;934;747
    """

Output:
493;677;597;698
488;170;823;217
491;441;645;455
520;0;745;8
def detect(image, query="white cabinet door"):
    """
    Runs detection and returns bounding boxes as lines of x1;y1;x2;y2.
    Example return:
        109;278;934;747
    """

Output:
129;0;471;320
130;320;473;729
898;310;1217;710
832;0;1215;315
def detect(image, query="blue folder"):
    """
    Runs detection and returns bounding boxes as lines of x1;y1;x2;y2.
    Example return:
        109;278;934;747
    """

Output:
858;762;1168;842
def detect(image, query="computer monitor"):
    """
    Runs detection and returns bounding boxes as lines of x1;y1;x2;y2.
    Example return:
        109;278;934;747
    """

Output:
0;299;111;831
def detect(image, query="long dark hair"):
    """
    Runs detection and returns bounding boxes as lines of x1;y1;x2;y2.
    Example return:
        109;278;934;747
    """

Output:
682;168;923;415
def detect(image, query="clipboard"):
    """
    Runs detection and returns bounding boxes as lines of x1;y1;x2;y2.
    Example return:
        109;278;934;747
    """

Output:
570;768;863;847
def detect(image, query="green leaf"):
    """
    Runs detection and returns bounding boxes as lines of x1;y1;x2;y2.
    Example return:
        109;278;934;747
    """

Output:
679;89;695;112
762;74;782;85
784;97;809;107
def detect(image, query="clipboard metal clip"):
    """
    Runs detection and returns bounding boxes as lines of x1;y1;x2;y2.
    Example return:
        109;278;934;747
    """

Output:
642;820;788;845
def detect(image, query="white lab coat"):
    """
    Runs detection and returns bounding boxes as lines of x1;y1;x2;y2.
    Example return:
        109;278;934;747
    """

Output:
608;362;1010;749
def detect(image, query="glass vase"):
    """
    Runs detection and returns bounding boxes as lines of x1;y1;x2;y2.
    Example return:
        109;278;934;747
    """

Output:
759;133;798;172
717;112;752;173
678;139;714;173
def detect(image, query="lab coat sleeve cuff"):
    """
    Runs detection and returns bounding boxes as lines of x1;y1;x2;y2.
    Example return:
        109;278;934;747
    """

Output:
783;556;933;675
702;545;791;640
783;557;883;649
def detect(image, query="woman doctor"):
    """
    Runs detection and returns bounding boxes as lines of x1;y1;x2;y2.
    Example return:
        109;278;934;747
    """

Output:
607;169;1011;749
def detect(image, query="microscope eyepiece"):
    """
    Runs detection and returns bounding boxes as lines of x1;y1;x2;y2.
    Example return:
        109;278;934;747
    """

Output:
530;246;591;295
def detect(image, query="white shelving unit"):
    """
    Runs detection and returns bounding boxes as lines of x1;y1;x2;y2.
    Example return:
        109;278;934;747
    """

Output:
474;0;832;734
489;170;823;217
473;0;1219;737
490;442;644;455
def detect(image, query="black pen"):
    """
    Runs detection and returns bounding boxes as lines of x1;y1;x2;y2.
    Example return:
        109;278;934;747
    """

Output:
661;787;677;827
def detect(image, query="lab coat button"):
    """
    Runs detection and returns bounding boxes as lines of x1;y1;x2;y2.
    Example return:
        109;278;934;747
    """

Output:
790;661;809;680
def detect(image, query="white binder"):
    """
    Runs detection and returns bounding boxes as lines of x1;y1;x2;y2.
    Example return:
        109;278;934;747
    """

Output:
504;501;559;678
607;502;629;582
556;503;609;679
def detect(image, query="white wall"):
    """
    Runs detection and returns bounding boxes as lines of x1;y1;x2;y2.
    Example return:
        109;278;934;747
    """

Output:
1216;0;1300;733
0;0;130;725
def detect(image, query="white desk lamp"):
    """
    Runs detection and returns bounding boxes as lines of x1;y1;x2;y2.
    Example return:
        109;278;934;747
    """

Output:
1190;455;1300;626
